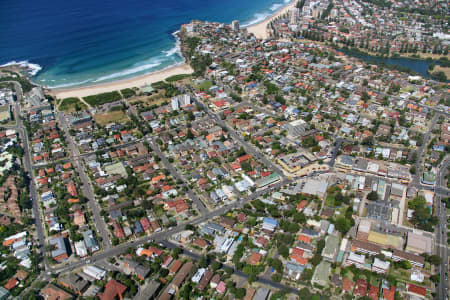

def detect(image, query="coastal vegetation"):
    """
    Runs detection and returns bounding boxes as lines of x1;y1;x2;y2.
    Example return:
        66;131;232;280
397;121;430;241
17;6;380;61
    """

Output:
181;36;212;76
151;81;180;98
0;74;34;93
165;74;191;82
83;91;122;106
120;88;136;99
58;97;87;112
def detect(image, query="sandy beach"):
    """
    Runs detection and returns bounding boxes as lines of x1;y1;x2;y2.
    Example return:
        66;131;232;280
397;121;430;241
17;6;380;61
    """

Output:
51;63;193;99
246;0;297;39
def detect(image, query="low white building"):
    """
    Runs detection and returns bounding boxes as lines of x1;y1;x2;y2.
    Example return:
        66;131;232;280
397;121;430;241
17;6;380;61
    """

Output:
192;268;206;283
75;241;88;258
345;252;366;269
83;265;106;280
372;258;390;273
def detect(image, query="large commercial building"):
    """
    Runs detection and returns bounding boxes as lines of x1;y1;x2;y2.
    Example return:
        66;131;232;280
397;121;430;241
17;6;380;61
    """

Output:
406;232;433;255
311;261;331;286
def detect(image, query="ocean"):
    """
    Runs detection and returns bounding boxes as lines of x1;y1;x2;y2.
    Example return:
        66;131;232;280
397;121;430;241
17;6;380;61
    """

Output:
1;0;290;88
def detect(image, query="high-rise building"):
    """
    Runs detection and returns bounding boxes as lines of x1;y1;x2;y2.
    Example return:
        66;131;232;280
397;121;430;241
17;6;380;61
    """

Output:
232;20;240;31
289;8;299;24
171;94;191;110
178;94;191;107
171;97;179;110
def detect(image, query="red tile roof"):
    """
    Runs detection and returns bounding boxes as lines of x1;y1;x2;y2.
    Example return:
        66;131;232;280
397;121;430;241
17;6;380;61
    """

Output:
248;252;262;265
98;279;127;300
368;285;379;300
297;200;308;212
407;284;426;297
342;278;354;292
4;278;17;290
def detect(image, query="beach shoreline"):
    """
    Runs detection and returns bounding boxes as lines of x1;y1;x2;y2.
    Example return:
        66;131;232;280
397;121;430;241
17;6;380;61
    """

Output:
50;63;193;99
246;0;297;39
49;0;296;99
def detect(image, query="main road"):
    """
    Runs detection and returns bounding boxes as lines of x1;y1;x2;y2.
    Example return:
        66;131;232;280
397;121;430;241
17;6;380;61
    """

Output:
51;178;290;274
7;81;47;270
411;113;440;186
436;158;449;300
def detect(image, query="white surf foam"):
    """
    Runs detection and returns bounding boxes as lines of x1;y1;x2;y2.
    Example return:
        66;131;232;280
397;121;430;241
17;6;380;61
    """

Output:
45;78;93;89
93;62;162;83
164;45;179;57
270;3;283;11
243;12;272;27
0;60;42;76
164;31;183;57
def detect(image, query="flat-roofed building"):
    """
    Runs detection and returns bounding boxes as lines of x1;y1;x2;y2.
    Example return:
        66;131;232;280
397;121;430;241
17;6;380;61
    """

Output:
254;287;270;300
59;273;89;295
345;252;366;269
356;219;372;241
406;232;432;254
367;231;403;250
372;258;390;273
322;235;339;262
311;261;331;286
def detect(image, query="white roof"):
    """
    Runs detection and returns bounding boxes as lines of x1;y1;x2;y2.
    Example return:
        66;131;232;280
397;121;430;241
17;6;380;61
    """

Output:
347;252;365;264
358;219;371;233
4;231;27;242
83;265;106;280
373;258;390;270
75;241;88;257
407;232;433;254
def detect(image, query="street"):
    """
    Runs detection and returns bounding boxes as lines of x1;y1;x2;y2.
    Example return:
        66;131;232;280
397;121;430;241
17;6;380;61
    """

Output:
147;136;209;215
436;158;449;300
6;82;47;268
57;112;112;250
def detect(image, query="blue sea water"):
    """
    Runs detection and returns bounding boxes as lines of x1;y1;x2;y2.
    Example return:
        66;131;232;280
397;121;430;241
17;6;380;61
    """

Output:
1;0;290;88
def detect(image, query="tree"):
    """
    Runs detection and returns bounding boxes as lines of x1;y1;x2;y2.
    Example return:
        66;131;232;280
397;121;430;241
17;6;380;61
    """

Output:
428;255;442;265
272;273;282;282
302;269;313;281
199;255;209;268
430;71;447;82
269;258;283;273
298;287;311;299
367;191;378;201
398;260;412;269
235;287;246;299
278;244;289;258
211;260;222;271
172;247;182;259
335;216;354;235
180;283;193;299
430;274;440;283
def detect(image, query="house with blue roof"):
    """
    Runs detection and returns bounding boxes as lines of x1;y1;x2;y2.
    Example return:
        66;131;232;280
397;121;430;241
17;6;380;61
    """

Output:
262;217;278;232
135;220;143;233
